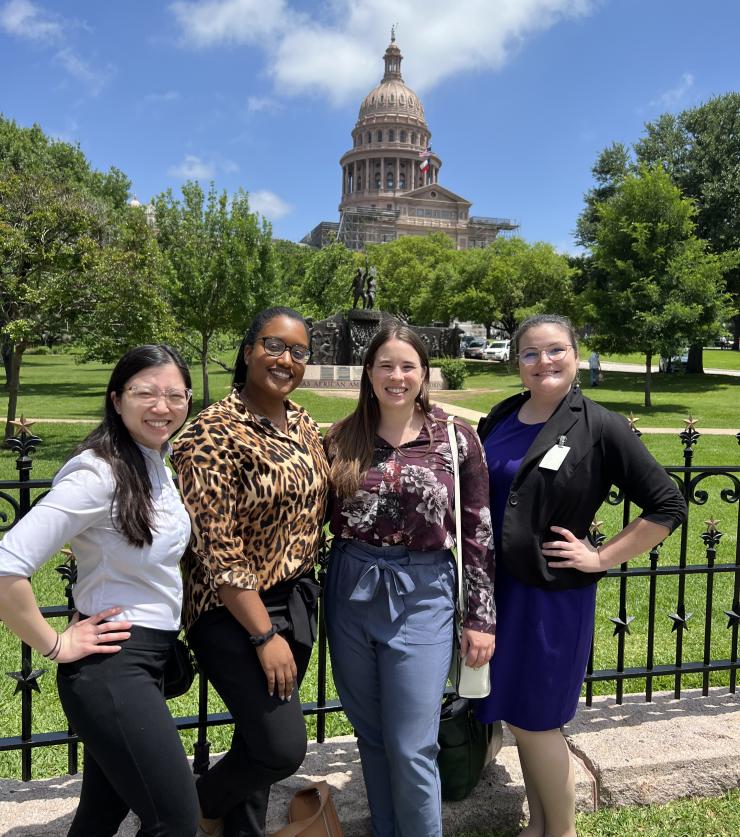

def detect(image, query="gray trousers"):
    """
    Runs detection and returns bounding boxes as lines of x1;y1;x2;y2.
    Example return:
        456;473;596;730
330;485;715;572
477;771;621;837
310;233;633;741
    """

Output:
325;538;455;837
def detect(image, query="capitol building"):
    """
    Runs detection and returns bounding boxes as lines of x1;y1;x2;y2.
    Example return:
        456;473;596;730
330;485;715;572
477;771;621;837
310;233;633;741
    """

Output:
303;32;517;250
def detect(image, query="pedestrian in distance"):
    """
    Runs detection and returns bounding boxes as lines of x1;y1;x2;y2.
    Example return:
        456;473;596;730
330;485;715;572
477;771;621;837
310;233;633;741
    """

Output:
0;344;198;837
323;321;495;837
588;349;601;387
172;307;329;837
475;314;686;837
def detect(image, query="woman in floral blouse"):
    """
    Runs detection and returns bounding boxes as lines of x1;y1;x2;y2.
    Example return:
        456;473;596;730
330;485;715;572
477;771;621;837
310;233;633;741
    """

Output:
324;321;495;837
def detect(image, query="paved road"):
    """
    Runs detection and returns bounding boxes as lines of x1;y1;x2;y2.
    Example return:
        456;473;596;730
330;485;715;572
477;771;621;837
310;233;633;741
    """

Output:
589;360;740;378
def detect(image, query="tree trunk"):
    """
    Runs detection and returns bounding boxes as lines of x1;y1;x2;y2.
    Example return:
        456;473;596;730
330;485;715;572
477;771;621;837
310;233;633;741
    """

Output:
2;339;13;389
201;333;210;409
685;343;704;373
4;346;24;439
732;313;740;351
644;351;652;409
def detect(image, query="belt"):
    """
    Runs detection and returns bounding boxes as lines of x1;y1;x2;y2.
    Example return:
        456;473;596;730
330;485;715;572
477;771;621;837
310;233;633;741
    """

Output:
349;555;416;622
262;575;321;648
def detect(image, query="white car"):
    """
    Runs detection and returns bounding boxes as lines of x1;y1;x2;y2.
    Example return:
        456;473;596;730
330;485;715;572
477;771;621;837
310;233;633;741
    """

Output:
484;340;510;362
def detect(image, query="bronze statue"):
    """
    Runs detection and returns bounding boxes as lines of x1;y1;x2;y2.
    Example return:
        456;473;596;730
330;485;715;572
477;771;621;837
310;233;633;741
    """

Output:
352;268;366;309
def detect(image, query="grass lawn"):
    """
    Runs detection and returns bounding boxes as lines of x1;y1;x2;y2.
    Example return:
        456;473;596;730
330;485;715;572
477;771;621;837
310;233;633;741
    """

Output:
460;788;740;836
0;353;738;781
440;360;739;429
598;347;740;371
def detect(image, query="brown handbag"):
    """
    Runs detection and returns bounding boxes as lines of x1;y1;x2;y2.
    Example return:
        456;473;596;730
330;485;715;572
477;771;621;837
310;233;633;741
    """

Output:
271;781;344;837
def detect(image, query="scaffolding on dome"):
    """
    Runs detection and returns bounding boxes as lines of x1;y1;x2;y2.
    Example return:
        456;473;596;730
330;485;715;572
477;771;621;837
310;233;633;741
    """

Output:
336;206;401;251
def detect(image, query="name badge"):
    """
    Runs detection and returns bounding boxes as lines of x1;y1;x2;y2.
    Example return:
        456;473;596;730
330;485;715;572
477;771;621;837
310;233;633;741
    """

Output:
539;436;571;471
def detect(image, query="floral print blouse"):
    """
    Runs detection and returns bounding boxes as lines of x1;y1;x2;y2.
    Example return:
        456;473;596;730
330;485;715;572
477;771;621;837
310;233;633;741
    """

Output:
326;407;496;633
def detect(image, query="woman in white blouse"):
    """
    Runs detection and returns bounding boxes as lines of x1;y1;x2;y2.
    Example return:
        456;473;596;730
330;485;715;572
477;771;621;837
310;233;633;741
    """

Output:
0;344;198;837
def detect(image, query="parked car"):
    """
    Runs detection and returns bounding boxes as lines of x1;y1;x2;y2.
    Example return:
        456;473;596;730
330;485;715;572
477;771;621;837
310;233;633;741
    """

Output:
458;334;477;357
464;337;488;359
659;350;689;373
484;339;510;362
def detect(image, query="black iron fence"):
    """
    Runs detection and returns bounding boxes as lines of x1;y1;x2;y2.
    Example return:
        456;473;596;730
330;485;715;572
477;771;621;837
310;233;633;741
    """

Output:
0;419;738;782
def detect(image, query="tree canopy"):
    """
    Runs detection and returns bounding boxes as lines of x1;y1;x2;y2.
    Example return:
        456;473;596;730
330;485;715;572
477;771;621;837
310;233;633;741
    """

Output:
0;116;173;436
587;165;730;405
154;182;276;405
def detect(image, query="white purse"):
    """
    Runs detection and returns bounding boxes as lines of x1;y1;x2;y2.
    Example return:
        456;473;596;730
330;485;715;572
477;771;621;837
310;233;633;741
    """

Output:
446;417;492;700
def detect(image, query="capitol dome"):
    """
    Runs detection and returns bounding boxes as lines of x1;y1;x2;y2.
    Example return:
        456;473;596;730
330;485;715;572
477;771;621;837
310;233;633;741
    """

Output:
339;31;440;214
357;38;427;128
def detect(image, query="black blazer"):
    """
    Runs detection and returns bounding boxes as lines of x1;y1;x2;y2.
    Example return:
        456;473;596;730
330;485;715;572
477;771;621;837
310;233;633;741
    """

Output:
477;388;687;590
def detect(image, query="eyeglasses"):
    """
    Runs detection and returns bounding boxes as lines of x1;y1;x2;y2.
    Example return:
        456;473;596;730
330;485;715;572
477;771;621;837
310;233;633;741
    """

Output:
258;337;311;364
124;385;192;407
518;345;574;366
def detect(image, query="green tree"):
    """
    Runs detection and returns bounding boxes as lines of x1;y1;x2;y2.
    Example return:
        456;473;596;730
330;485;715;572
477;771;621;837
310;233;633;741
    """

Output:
154;182;276;405
298;242;358;320
453;238;575;337
636;94;740;356
587;166;731;406
366;233;458;325
578;95;740;366
575;142;631;248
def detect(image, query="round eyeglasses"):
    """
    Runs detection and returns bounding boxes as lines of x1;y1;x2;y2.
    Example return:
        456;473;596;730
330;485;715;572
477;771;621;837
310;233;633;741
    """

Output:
258;337;310;364
124;385;192;407
518;345;574;366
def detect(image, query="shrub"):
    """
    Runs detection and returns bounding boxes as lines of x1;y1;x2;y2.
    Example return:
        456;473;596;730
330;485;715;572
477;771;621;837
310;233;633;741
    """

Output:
438;358;467;390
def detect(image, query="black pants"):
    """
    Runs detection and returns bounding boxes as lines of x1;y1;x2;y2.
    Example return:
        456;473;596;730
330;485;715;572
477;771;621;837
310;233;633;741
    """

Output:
56;625;199;837
188;603;313;837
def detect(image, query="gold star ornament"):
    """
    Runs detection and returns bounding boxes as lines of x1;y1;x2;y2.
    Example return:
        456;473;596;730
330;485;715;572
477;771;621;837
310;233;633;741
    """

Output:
8;415;38;433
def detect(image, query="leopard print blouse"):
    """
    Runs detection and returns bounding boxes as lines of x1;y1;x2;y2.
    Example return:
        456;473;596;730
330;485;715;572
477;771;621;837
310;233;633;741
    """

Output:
171;390;329;632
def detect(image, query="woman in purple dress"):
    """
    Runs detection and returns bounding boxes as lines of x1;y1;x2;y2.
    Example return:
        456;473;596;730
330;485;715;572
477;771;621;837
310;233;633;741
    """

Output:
324;321;495;837
475;314;686;837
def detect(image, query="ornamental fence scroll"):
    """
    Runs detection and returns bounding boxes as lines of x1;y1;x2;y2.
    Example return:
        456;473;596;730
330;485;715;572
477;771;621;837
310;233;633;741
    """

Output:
0;415;738;782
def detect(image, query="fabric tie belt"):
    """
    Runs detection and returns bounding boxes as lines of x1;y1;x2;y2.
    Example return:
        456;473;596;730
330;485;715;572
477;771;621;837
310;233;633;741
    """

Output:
350;556;416;622
335;539;451;622
262;574;321;648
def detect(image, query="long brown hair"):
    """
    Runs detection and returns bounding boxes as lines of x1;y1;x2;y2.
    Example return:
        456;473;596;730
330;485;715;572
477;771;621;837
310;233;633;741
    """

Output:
326;321;431;498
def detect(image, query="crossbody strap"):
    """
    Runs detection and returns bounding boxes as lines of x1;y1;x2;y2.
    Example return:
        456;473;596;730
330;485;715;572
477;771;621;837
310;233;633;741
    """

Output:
446;417;465;640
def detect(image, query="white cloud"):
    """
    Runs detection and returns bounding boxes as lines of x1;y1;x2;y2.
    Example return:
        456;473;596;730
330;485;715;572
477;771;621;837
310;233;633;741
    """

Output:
247;95;281;114
54;47;113;96
650;72;695;109
0;0;61;41
249;189;292;219
170;0;288;46
167;153;240;179
170;0;597;105
168;154;216;179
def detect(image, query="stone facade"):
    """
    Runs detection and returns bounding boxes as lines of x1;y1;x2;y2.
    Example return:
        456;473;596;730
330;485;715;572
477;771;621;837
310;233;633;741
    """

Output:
302;32;517;251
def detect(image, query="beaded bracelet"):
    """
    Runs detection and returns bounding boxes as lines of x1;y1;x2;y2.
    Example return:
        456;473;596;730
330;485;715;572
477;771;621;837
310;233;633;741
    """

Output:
248;624;278;647
43;633;61;661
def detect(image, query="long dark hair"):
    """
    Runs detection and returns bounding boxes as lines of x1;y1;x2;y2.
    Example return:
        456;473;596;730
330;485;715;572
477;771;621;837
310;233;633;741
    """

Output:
326;321;431;498
232;306;309;390
75;345;192;547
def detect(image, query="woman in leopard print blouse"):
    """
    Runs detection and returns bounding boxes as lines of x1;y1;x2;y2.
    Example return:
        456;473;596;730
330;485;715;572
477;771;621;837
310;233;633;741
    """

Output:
172;307;329;837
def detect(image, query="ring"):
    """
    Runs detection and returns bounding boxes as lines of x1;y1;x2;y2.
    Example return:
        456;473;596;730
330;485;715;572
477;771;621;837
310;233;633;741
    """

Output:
96;633;101;641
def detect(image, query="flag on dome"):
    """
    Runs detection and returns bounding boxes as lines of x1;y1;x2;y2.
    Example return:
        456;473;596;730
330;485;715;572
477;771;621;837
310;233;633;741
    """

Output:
419;158;429;172
418;146;432;159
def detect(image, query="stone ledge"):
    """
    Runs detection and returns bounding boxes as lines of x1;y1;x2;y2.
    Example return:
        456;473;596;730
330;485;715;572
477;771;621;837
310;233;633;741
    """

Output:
1;688;737;835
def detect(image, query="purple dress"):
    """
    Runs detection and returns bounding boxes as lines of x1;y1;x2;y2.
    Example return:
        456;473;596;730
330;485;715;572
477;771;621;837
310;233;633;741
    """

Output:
475;409;596;731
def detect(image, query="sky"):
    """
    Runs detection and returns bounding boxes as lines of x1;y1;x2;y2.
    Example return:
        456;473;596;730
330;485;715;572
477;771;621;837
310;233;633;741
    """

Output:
1;0;739;253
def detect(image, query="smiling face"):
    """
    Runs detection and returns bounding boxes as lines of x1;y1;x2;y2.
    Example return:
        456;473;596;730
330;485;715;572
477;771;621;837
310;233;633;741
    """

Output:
110;362;190;450
517;323;578;403
243;314;309;403
367;338;426;414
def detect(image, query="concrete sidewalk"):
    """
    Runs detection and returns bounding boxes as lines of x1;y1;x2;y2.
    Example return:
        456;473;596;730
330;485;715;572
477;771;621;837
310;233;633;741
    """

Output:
1;688;737;836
